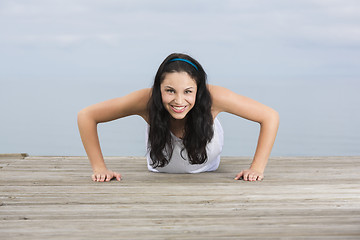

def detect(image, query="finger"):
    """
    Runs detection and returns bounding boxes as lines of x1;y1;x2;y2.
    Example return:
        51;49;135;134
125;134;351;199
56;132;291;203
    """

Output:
96;174;101;182
253;174;258;181
251;175;257;181
101;174;107;182
99;174;106;182
234;171;244;180
105;174;112;182
243;172;250;181
115;173;122;181
248;173;256;181
247;175;252;181
252;174;262;181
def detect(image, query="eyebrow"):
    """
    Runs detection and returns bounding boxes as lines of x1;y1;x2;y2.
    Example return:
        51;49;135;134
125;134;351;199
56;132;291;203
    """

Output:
164;86;195;90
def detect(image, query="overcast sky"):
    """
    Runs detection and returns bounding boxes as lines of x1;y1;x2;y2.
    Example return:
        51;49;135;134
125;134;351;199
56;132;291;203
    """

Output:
1;0;359;156
1;0;360;82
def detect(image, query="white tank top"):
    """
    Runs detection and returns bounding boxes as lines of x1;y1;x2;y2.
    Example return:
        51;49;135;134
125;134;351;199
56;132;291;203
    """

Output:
145;118;224;173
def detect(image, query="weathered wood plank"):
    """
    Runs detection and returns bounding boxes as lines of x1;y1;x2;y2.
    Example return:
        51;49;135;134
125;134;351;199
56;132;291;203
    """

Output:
1;156;360;239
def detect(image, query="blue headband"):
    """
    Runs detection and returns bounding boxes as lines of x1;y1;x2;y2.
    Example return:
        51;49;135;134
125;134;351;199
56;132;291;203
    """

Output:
168;58;199;71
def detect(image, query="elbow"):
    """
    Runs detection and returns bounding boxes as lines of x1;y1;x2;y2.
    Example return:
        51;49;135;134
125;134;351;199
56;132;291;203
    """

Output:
261;108;279;127
269;108;280;128
272;108;279;122
77;108;93;126
77;108;86;121
77;109;86;126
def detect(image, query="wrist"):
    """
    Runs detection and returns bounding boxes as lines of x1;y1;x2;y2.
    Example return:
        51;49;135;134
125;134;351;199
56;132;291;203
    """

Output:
250;163;265;174
92;165;108;173
250;156;268;173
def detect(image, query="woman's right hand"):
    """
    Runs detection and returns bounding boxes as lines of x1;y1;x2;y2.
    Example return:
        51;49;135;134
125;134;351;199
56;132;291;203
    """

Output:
92;169;122;182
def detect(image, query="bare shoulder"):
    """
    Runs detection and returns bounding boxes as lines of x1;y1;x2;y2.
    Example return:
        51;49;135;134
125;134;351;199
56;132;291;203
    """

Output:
128;88;152;104
121;88;151;120
208;84;231;97
80;88;151;123
208;84;276;123
208;84;237;114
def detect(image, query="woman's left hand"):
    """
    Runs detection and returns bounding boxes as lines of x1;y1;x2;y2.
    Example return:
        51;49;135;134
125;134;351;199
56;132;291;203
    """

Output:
234;169;264;181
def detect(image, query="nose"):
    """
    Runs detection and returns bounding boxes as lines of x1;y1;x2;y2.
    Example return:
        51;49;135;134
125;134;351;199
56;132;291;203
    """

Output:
174;93;184;105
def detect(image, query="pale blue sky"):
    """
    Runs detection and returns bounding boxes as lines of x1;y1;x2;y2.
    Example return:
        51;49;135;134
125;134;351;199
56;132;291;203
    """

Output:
1;0;359;156
1;0;360;79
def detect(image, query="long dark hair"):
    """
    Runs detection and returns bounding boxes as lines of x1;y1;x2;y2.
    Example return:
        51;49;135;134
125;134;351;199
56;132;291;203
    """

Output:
147;53;214;168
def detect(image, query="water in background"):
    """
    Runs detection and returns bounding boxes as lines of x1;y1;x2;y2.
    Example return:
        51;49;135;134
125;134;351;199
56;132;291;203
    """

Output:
1;76;359;156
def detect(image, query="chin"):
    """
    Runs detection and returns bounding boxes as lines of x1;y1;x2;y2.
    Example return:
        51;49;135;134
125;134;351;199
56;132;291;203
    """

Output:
170;113;187;120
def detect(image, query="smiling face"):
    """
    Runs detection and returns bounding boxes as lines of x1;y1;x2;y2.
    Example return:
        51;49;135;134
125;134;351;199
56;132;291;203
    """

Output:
160;72;197;121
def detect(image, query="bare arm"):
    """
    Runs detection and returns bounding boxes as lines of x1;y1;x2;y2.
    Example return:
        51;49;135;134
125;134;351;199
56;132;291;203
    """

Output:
209;85;279;181
77;88;151;181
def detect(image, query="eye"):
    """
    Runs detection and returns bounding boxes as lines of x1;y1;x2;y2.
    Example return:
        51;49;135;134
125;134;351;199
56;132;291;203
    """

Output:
185;90;192;94
166;89;175;93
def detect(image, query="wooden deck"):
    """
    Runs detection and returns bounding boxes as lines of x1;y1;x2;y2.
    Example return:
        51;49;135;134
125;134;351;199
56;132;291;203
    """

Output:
1;155;360;239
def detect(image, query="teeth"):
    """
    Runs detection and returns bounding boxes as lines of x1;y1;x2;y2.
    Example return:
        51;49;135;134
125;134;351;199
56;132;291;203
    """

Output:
172;106;185;110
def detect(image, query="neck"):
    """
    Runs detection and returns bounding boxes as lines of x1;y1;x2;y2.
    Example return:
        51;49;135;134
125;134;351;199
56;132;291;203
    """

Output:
170;117;186;128
169;117;186;138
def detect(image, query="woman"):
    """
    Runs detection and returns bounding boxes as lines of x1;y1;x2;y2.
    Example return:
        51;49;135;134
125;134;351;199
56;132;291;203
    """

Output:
77;53;279;182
